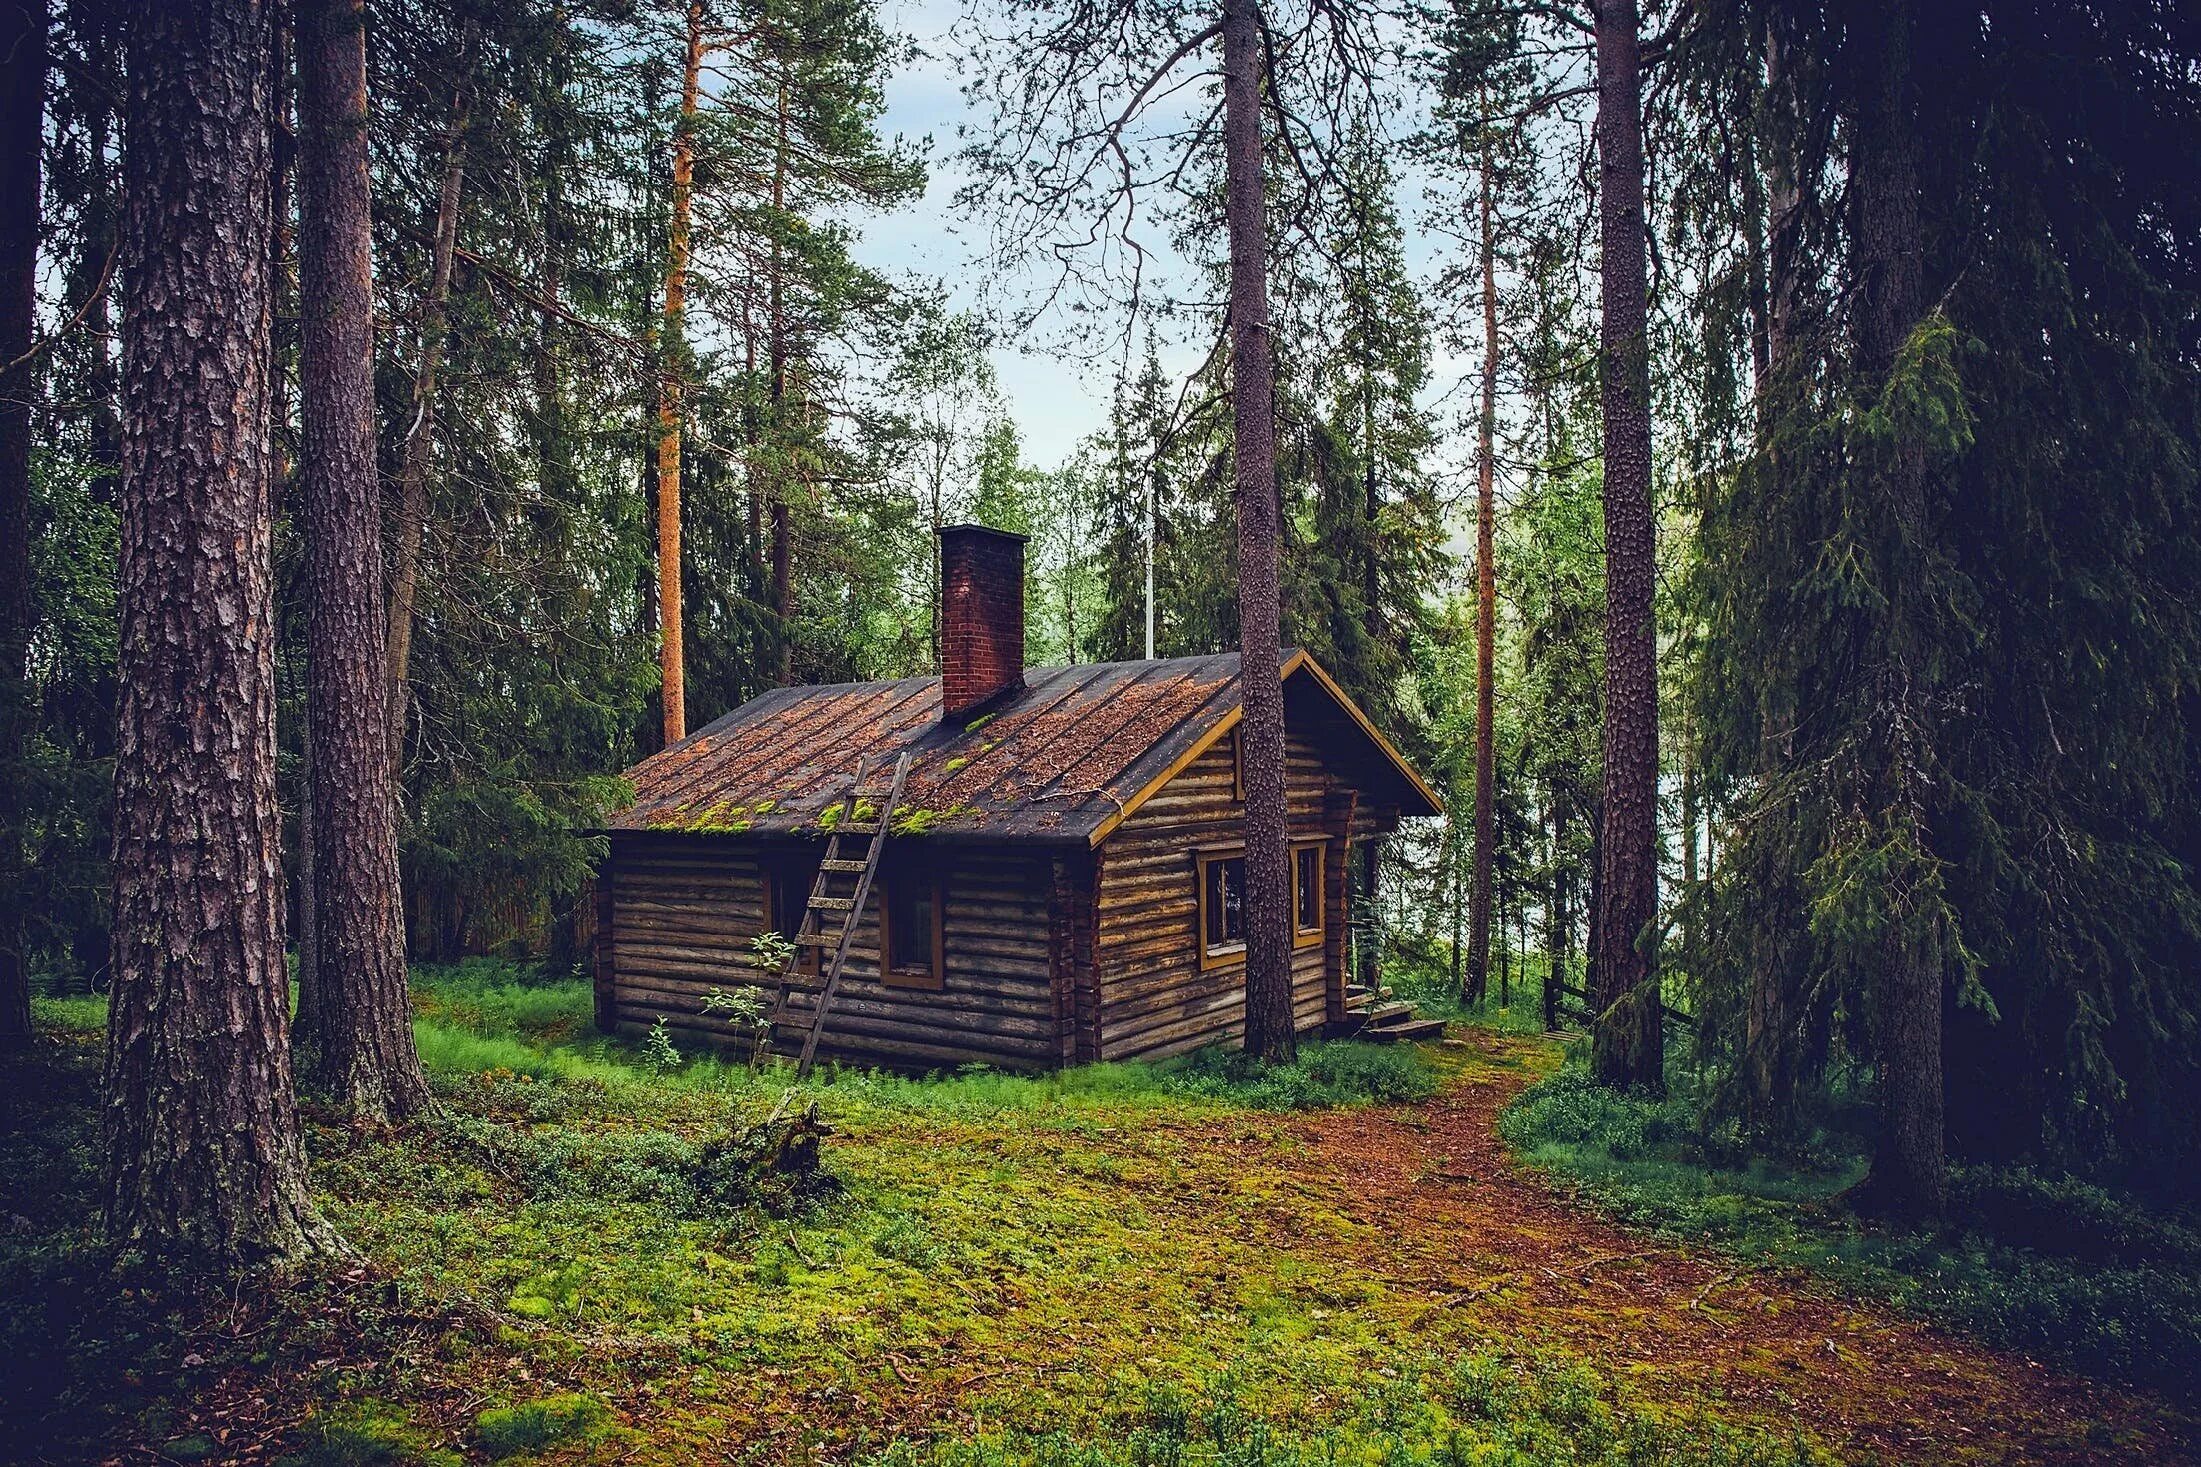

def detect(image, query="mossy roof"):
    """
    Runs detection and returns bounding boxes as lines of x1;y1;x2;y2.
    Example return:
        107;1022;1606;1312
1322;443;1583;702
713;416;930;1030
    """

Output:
607;650;1440;845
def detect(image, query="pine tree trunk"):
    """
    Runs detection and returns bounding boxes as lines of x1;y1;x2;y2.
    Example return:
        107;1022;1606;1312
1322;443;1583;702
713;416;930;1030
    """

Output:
1848;0;1943;1221
1744;19;1800;1133
1545;804;1566;1030
0;0;44;1052
1467;143;1499;1010
105;0;336;1265
656;0;701;736
386;48;472;770
295;0;428;1121
1589;0;1664;1093
767;68;794;686
1219;0;1293;1064
1447;814;1465;996
1356;838;1382;996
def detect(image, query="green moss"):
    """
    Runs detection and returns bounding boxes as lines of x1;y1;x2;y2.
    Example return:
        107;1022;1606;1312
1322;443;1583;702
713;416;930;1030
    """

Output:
475;1393;613;1459
278;1402;460;1467
963;713;996;734
942;757;970;774
890;804;978;836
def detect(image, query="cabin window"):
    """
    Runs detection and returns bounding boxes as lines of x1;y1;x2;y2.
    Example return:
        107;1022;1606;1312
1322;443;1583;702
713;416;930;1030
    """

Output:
882;870;946;990
1197;851;1248;967
766;860;820;974
1293;841;1325;947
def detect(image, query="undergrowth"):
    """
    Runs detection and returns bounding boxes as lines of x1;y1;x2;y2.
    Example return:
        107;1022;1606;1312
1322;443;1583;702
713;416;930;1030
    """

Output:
1499;1061;2201;1399
872;1359;1824;1467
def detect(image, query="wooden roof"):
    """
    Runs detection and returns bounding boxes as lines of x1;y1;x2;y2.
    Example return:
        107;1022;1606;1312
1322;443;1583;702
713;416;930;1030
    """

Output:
608;649;1441;846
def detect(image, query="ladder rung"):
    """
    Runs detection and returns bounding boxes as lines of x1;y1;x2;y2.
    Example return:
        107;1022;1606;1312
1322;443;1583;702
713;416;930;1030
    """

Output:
794;933;841;948
810;896;854;912
837;822;880;836
819;859;867;873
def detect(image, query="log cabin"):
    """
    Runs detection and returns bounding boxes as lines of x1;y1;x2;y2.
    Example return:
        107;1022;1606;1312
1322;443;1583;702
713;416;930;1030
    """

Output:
591;524;1443;1070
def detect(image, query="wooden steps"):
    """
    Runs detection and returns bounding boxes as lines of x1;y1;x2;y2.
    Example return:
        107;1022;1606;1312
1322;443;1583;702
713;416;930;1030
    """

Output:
1330;984;1447;1046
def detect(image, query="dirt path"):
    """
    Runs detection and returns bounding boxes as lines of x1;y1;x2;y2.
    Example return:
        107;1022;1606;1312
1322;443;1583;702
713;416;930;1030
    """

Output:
1265;1031;2191;1465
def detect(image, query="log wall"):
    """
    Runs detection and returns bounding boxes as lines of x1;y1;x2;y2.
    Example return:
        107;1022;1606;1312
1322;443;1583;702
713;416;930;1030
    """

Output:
1091;731;1344;1061
598;833;1062;1071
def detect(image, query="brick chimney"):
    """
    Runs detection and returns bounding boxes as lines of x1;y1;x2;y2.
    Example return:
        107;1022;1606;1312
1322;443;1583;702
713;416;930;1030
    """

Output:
939;523;1026;722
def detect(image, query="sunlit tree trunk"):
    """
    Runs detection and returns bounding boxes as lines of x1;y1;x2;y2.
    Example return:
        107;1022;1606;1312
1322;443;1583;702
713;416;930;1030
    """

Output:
766;66;795;685
1589;0;1664;1092
1220;0;1293;1062
105;0;337;1265
657;0;702;736
1467;135;1499;1009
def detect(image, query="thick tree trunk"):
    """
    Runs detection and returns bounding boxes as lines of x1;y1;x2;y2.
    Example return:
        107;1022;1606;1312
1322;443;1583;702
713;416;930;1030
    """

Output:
386;52;472;771
1219;0;1293;1063
1467;144;1499;1009
105;0;336;1265
1589;0;1663;1093
295;0;428;1120
657;0;702;736
0;0;45;1051
1848;0;1943;1221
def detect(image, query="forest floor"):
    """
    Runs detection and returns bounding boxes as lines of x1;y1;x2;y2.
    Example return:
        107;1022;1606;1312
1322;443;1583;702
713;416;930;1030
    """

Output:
3;975;2195;1466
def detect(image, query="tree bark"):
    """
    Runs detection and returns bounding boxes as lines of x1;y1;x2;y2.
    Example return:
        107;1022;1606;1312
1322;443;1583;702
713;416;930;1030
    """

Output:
1219;0;1293;1063
385;44;472;771
657;0;702;735
105;0;337;1265
0;0;45;1051
1589;0;1663;1093
1467;139;1499;1010
1545;803;1566;1031
1744;18;1801;1132
767;66;794;686
295;0;429;1120
1847;0;1943;1221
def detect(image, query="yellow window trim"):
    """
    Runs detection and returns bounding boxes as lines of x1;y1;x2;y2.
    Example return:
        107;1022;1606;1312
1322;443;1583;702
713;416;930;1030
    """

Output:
1194;839;1327;967
1292;838;1326;949
1194;848;1247;972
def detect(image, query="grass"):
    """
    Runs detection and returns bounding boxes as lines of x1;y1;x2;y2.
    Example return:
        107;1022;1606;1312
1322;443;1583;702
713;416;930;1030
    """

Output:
25;960;2171;1462
1496;1058;2201;1399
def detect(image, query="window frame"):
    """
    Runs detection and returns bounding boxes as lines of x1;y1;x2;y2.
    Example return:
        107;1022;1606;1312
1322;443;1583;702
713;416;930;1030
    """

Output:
878;867;947;991
1291;839;1326;949
1195;848;1249;970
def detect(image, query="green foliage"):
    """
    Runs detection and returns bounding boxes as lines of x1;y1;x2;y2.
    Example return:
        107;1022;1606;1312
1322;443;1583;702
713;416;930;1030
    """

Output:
278;1402;460;1467
473;1394;612;1459
1499;1063;2201;1397
870;1359;1823;1467
642;1018;682;1076
1163;1042;1438;1110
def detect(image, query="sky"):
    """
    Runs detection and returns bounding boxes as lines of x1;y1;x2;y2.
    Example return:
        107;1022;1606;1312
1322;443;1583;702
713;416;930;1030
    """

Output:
845;1;1503;491
847;0;1128;468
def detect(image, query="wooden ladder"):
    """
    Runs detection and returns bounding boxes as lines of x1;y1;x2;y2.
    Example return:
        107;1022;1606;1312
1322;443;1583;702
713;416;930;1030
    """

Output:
767;752;912;1078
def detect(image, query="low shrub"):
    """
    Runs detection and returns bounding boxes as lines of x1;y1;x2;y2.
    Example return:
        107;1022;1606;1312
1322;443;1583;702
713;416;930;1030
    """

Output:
278;1401;460;1467
1165;1040;1439;1109
868;1356;1824;1467
474;1392;612;1459
1498;1059;2201;1398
